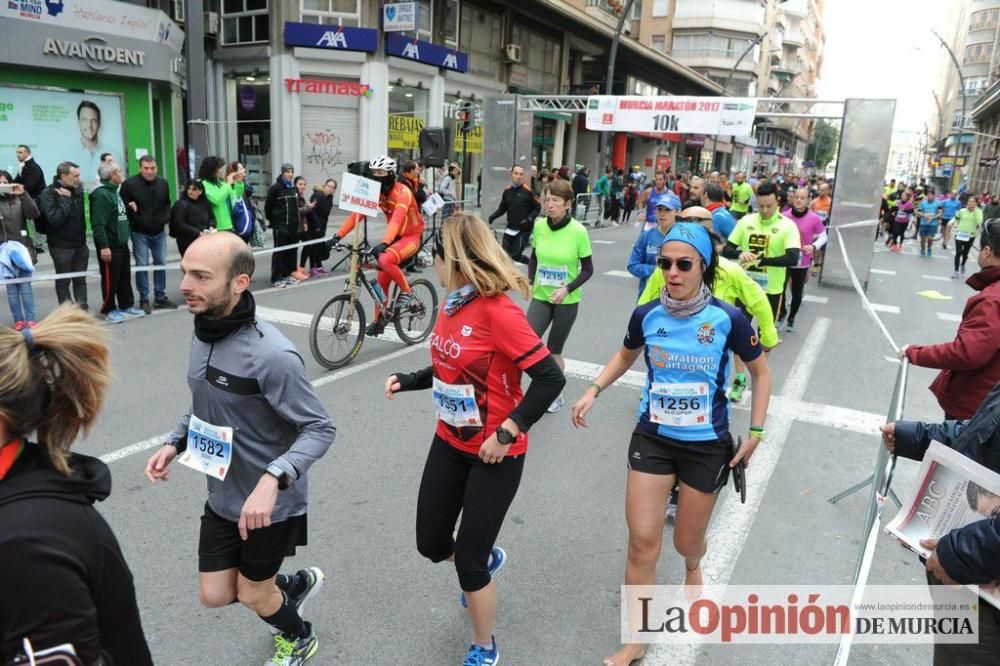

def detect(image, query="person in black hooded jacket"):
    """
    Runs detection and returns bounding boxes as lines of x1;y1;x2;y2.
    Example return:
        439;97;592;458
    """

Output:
170;180;214;256
0;304;152;666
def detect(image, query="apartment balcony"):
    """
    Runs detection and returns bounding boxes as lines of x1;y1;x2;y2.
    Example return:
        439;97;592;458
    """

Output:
672;0;765;34
783;26;805;48
781;0;809;18
671;48;760;73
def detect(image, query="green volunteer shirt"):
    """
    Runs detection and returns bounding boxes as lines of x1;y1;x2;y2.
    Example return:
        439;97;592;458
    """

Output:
531;216;593;305
954;208;984;238
727;211;801;295
731;182;753;214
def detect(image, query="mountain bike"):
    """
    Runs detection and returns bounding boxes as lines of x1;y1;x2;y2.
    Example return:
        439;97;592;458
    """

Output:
309;243;438;369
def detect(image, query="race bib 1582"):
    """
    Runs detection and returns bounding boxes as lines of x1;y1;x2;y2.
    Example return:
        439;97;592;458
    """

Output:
179;414;233;481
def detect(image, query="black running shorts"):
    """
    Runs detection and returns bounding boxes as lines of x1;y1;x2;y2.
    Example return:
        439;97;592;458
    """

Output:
627;427;733;494
198;503;308;581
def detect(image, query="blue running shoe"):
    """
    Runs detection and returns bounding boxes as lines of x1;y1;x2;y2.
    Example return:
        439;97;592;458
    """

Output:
462;637;499;666
460;547;507;608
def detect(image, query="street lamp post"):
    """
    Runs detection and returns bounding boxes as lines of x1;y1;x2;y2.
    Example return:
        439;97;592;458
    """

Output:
596;0;636;172
931;29;967;192
708;32;765;170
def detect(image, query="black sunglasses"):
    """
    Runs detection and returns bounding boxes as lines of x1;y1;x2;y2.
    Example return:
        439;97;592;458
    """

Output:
675;216;712;223
656;257;697;272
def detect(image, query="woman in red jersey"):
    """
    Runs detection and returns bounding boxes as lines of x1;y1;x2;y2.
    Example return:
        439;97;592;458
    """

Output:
384;213;566;666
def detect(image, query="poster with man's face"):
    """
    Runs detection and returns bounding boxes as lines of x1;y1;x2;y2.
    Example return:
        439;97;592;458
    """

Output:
0;85;126;191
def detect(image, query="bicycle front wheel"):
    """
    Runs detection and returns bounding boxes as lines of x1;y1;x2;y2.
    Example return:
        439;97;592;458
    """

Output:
394;278;439;344
310;294;365;369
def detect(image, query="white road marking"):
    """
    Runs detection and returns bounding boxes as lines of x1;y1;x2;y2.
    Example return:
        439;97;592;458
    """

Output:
592;240;616;245
869;269;896;275
868;303;900;314
256;305;413;345
802;294;829;304
604;270;634;279
560;336;884;438
98;338;428;465
922;274;951;282
936;312;962;322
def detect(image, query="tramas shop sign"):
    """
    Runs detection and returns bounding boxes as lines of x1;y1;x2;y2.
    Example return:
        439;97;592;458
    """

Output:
284;78;372;97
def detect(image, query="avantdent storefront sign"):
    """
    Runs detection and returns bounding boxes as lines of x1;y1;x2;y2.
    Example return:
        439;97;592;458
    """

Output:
43;36;146;71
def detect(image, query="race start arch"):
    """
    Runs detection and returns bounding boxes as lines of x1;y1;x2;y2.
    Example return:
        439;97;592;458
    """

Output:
481;94;896;292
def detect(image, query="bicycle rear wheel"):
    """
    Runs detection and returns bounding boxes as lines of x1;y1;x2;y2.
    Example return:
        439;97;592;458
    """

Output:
393;278;439;344
310;294;365;369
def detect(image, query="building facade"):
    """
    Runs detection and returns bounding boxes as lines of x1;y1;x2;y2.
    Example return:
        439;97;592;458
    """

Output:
632;0;825;175
136;0;722;203
0;0;184;193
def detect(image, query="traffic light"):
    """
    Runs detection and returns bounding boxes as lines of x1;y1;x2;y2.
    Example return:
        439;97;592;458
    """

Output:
458;101;475;134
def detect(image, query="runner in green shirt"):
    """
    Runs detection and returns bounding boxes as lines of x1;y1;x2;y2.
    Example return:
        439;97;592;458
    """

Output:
731;172;753;218
527;179;594;413
953;198;984;278
721;181;800;401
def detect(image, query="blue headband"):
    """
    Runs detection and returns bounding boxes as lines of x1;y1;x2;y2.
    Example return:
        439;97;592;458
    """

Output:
662;223;714;266
21;328;34;352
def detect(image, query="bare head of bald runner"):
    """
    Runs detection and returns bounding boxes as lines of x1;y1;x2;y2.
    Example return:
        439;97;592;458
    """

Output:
145;230;337;664
180;231;254;317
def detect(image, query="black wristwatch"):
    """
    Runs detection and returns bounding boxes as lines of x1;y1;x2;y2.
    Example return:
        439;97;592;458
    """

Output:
495;426;517;445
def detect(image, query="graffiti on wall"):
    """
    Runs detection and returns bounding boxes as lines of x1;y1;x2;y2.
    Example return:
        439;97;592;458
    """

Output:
304;128;345;178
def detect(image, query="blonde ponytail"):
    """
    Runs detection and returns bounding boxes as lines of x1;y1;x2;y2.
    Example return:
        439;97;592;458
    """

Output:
0;304;110;475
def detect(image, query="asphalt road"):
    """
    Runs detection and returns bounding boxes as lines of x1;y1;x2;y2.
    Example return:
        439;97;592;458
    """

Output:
14;221;979;665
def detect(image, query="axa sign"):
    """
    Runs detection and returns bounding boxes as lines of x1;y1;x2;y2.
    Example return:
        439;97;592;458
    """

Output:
283;21;378;53
42;36;146;70
385;33;468;73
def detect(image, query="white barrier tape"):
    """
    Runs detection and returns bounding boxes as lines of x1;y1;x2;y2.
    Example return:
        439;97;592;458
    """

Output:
833;221;899;354
0;233;342;286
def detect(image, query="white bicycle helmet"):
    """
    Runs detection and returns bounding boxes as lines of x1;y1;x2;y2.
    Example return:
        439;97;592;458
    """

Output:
369;155;397;173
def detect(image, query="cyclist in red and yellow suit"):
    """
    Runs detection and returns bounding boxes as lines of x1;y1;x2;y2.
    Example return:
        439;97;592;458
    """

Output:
332;156;424;336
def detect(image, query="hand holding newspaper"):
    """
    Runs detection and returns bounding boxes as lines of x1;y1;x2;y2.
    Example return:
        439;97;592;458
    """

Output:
885;441;1000;609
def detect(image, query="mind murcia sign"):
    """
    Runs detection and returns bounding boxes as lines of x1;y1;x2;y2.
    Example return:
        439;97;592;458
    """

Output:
43;36;146;71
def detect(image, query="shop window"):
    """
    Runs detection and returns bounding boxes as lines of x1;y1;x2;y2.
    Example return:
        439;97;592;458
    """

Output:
387;85;429;165
234;76;271;197
222;0;269;45
511;24;561;92
460;7;503;78
401;0;433;42
301;0;361;27
442;0;460;47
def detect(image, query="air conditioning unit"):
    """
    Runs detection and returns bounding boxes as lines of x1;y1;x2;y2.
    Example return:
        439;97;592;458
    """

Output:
173;0;185;23
505;43;522;63
204;11;219;36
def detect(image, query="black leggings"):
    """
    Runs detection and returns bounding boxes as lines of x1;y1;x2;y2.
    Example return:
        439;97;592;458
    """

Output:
890;221;908;246
779;268;809;323
415;436;524;592
527;299;579;355
955;239;974;271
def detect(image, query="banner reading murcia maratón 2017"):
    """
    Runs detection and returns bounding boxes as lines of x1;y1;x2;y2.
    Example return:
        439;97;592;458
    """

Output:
585;96;757;137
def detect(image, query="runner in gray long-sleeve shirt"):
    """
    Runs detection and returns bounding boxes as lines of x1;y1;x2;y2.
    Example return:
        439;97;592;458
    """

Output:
144;232;335;666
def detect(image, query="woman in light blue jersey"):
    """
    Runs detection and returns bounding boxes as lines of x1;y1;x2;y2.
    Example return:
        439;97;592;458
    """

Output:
571;223;771;666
